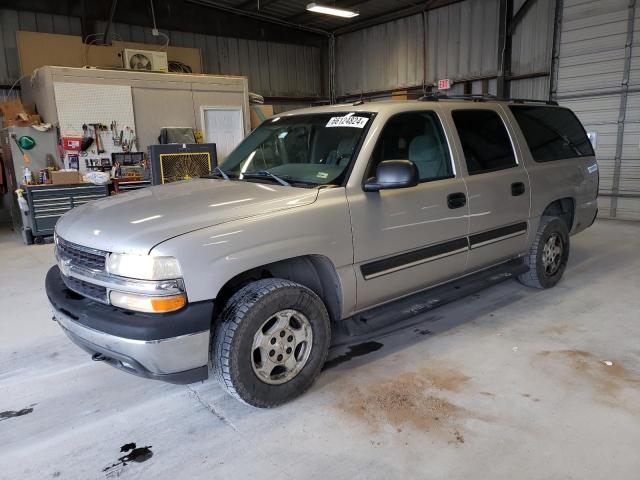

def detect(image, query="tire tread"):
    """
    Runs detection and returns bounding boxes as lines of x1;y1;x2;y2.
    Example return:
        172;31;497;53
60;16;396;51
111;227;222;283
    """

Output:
211;278;329;407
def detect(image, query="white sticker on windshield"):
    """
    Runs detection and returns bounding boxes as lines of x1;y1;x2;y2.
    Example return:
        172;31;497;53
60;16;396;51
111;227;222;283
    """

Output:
326;115;369;128
317;172;329;179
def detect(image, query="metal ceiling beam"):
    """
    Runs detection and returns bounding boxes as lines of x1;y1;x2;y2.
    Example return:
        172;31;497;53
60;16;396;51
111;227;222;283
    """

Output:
186;0;330;35
236;0;282;12
496;0;514;98
330;0;464;35
507;0;537;35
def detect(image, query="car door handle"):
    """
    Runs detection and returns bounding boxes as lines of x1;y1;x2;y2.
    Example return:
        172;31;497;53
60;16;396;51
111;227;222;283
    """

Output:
511;182;525;196
447;192;466;209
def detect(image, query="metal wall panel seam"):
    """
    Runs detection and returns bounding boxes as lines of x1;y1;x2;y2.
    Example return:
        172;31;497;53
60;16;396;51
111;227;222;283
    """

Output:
550;0;564;99
611;0;637;217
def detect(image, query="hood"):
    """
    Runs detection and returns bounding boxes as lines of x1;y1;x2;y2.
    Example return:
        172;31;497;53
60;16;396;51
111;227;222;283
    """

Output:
55;179;318;254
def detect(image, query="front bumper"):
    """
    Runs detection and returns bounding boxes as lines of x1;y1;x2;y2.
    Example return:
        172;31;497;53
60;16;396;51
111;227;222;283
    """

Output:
46;266;213;384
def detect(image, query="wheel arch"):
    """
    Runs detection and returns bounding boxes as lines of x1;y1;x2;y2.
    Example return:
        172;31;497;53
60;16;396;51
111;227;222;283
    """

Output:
214;255;343;324
541;197;575;232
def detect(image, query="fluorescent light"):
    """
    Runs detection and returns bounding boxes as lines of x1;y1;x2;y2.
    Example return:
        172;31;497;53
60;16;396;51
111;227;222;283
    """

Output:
306;3;359;18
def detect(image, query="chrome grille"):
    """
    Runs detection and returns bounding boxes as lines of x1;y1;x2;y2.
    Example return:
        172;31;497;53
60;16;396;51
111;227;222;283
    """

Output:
61;275;108;303
56;237;107;271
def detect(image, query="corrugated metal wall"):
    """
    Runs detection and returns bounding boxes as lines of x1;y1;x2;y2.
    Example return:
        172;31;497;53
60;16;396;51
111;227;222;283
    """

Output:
335;13;425;96
510;0;555;99
335;0;500;98
0;9;82;88
94;20;324;98
555;0;640;220
0;9;324;101
335;0;554;100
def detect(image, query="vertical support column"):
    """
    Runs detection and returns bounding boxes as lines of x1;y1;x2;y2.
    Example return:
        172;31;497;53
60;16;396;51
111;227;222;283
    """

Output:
422;9;429;94
611;0;637;218
497;0;514;99
329;34;336;104
549;0;563;101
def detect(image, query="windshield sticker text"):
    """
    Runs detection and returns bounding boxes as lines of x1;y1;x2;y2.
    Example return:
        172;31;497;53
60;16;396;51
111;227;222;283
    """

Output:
326;116;369;128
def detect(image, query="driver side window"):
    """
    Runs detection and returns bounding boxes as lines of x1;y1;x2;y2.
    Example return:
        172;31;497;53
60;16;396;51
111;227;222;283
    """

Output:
368;111;454;182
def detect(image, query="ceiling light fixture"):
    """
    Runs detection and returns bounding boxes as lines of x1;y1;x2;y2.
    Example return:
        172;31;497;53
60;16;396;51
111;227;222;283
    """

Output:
306;3;359;18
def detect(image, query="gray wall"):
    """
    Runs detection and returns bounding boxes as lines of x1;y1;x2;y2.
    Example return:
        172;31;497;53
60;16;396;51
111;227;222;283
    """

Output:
0;9;325;101
335;0;555;100
93;20;324;99
555;0;640;220
510;0;555;99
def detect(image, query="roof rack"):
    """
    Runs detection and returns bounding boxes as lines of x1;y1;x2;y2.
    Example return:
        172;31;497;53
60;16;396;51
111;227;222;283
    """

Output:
418;93;558;106
418;93;499;102
510;98;559;106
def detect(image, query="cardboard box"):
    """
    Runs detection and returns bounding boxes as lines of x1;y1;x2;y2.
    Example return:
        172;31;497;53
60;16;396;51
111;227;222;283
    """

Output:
51;171;84;185
16;31;203;76
16;31;83;75
250;105;274;130
0;100;27;126
391;90;420;101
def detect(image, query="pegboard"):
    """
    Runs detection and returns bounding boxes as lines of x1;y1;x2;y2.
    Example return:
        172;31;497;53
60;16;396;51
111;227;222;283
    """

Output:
53;82;138;171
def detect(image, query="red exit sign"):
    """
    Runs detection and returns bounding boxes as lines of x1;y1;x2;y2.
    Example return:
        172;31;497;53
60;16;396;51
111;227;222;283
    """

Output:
438;79;452;90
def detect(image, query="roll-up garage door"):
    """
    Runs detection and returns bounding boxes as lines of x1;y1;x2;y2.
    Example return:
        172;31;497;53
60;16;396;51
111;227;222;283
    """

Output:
553;0;640;220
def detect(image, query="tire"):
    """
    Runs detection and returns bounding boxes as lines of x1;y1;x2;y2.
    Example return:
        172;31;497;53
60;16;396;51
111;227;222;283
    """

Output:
518;216;570;289
212;278;331;407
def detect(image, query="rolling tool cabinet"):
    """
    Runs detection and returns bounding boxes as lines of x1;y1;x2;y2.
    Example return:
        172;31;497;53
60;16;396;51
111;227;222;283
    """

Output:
24;184;109;242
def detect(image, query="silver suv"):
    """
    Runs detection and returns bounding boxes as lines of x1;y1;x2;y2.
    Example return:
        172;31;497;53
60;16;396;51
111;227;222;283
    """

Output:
47;97;599;407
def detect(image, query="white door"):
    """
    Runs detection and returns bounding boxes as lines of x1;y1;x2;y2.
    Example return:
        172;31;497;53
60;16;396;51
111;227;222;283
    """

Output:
202;107;245;162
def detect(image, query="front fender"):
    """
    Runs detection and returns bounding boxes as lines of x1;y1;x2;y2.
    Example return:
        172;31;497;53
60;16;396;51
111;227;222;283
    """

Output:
151;188;354;306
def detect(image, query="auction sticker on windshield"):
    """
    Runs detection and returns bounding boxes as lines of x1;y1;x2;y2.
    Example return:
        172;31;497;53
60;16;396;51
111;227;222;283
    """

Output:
326;115;369;128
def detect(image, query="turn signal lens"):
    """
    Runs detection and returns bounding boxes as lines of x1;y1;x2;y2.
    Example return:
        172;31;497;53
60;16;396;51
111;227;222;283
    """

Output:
110;291;187;313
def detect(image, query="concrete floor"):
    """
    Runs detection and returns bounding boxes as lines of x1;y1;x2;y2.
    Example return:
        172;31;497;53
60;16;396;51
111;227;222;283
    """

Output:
1;219;639;479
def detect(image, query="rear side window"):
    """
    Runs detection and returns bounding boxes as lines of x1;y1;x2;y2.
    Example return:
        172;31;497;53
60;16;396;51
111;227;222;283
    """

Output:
451;110;517;175
509;106;594;162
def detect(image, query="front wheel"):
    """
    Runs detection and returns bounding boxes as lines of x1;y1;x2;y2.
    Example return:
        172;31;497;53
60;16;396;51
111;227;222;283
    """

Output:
518;216;570;289
212;278;331;407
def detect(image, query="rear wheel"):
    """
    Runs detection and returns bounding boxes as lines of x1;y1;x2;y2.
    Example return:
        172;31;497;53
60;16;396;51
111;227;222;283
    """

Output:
518;216;570;289
212;278;331;407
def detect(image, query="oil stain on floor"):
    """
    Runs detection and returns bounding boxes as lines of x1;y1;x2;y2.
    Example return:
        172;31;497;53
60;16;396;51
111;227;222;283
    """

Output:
535;349;640;410
323;341;384;370
102;443;153;477
336;365;475;443
0;407;34;421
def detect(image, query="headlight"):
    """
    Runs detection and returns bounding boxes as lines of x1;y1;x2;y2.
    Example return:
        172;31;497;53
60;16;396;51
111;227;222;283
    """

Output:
106;253;182;280
110;291;186;313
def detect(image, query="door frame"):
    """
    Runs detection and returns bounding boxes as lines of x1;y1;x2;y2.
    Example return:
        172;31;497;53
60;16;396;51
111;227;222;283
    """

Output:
200;106;246;154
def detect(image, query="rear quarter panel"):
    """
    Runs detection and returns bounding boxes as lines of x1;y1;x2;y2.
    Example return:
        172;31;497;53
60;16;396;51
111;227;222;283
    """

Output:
500;105;599;237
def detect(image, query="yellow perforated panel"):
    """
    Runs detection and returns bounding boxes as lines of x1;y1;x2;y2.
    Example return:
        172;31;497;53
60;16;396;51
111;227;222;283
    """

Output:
159;152;212;184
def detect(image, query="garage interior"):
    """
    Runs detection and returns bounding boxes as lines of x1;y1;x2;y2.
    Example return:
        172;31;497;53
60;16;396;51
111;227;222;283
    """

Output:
1;0;639;478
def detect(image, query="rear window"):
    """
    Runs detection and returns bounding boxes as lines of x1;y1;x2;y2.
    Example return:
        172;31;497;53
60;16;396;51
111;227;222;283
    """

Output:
451;109;517;175
509;106;594;162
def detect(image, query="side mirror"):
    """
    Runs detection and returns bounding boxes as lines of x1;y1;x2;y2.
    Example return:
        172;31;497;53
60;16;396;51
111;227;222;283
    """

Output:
363;160;419;192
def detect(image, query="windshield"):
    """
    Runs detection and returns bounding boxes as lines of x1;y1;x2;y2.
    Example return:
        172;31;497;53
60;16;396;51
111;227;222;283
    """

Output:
220;112;373;186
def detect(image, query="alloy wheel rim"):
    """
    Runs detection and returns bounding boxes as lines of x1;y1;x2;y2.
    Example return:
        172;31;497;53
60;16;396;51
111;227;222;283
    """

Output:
542;233;563;276
251;309;313;385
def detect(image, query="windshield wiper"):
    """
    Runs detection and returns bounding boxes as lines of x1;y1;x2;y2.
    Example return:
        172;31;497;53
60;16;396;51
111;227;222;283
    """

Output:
208;166;230;180
242;170;291;187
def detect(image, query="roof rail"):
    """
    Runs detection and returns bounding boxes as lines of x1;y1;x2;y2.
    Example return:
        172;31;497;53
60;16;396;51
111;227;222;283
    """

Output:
418;93;499;102
418;93;559;106
510;98;559;106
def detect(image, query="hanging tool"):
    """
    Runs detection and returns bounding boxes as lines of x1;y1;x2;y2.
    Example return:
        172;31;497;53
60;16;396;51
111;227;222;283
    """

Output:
90;123;105;154
10;133;30;165
80;124;93;155
111;120;120;145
